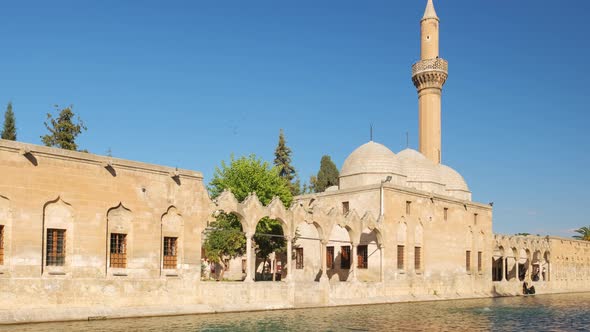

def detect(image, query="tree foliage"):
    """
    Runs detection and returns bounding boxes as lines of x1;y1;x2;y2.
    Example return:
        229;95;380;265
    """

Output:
1;102;16;141
274;129;300;196
41;105;87;151
208;154;292;207
573;226;590;241
206;154;293;280
202;212;246;280
310;155;339;193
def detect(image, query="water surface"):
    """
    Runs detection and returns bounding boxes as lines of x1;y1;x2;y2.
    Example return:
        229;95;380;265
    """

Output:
7;293;590;331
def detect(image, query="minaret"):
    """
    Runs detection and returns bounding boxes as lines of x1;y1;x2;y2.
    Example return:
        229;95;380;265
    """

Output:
412;0;448;164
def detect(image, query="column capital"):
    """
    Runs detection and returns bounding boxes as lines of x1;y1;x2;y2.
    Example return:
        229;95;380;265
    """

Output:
245;232;254;239
321;239;329;245
285;235;293;242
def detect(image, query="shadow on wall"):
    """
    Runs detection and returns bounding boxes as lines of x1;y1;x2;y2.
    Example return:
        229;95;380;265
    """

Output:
327;252;351;281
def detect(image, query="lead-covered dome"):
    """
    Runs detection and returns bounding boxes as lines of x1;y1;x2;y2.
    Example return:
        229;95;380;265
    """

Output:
397;148;445;195
339;141;406;190
438;164;471;201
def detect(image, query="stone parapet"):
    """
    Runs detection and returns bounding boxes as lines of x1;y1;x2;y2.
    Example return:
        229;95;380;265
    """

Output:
412;58;448;76
411;58;448;91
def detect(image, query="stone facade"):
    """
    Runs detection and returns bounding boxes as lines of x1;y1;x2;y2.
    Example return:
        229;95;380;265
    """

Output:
1;139;588;325
0;0;588;325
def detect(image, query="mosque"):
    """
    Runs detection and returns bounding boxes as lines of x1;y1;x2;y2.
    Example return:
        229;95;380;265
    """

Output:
0;0;588;324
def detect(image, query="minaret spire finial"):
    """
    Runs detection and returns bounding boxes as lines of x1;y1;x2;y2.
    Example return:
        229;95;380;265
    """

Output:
413;0;447;164
422;0;439;21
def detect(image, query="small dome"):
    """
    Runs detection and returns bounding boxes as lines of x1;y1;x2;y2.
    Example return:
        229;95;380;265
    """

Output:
438;164;469;192
397;149;442;185
340;141;403;177
438;164;472;201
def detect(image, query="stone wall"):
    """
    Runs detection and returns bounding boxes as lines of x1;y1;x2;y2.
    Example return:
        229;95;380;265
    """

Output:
1;139;589;325
492;234;590;296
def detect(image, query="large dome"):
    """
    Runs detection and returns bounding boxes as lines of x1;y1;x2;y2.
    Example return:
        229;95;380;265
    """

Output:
341;141;402;177
397;148;445;194
438;164;469;191
397;149;441;184
336;143;472;201
339;141;406;190
438;164;471;200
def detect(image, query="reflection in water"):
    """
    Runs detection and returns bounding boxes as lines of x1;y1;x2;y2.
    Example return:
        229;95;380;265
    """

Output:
7;293;590;332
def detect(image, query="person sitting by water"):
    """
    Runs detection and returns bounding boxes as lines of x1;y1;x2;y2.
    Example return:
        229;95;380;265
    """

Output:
523;282;536;295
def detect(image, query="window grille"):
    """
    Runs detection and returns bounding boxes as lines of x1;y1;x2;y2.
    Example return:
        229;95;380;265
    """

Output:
466;250;472;272
110;233;127;268
342;202;350;214
444;208;448;221
46;229;66;266
397;245;405;270
406;201;411;215
357;245;368;269
0;225;4;265
295;248;304;269
341;246;351;269
415;246;422;271
163;237;178;269
327;246;334;269
478;251;482;273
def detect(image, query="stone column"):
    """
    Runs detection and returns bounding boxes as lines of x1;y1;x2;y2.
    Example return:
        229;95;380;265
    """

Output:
320;239;329;282
285;236;293;282
245;232;254;282
350;243;358;282
527;260;531;282
501;257;506;282
515;257;519;282
379;244;385;282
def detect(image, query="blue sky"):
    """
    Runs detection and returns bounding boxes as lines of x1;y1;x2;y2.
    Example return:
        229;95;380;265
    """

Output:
1;0;589;237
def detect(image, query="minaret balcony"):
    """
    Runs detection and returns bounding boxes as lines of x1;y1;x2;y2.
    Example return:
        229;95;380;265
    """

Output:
412;58;448;90
412;58;448;77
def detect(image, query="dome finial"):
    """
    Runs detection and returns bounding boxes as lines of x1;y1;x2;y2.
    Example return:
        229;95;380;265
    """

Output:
422;0;439;21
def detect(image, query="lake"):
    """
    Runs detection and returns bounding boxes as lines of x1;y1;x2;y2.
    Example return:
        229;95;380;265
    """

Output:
6;292;590;331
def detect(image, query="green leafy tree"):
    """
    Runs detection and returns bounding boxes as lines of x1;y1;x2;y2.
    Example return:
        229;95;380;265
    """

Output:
209;154;292;206
273;129;300;196
202;212;246;280
41;105;87;151
515;233;530;236
207;154;293;280
310;155;339;193
1;102;17;140
573;226;590;241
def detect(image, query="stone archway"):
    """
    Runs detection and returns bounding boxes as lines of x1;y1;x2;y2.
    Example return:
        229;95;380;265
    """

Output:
252;216;287;282
293;221;322;282
326;224;353;282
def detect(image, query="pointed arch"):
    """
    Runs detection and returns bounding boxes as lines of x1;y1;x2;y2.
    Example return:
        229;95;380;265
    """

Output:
106;203;133;274
161;206;184;272
42;196;74;276
0;195;12;268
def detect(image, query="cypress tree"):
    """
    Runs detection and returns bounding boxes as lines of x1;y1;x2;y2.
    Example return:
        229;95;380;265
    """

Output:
310;155;339;193
41;105;87;151
1;102;17;140
273;129;300;196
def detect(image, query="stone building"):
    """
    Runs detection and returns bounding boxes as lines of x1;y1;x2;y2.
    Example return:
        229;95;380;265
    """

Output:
0;0;588;324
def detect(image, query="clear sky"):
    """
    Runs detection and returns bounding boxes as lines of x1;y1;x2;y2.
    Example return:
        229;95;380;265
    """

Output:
1;0;589;237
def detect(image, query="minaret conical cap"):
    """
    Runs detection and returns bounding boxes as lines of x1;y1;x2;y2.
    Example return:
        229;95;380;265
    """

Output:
422;0;439;21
